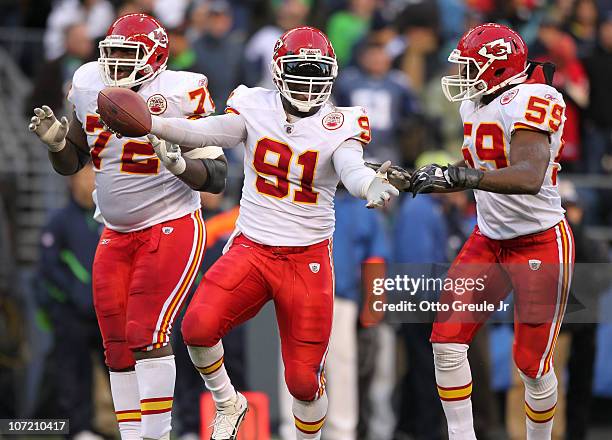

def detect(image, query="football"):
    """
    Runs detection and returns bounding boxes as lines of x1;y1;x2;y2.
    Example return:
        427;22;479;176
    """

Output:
97;87;152;137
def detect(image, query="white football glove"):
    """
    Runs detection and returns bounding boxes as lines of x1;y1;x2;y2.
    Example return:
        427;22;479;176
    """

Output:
28;105;69;152
365;161;400;209
148;134;186;175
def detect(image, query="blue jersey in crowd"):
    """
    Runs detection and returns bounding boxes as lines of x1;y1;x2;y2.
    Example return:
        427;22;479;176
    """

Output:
393;195;448;264
332;190;390;304
38;198;102;316
334;67;419;163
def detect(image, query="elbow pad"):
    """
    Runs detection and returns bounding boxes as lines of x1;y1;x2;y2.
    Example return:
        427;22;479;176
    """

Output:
199;158;227;193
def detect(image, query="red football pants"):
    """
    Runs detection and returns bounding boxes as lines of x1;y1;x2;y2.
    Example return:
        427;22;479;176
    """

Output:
93;211;206;370
431;219;574;378
182;234;334;401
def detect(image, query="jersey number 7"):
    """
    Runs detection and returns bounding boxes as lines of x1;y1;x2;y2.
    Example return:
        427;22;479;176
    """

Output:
86;114;159;175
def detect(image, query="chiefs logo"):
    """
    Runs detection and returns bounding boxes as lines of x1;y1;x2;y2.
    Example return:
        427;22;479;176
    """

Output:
273;38;283;54
478;38;512;61
500;88;519;105
148;28;168;48
147;94;167;115
322;112;344;130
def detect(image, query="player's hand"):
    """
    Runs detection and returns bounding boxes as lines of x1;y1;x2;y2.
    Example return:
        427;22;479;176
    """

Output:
365;161;400;209
148;134;186;175
28;105;68;152
410;163;484;196
409;163;452;196
365;161;411;192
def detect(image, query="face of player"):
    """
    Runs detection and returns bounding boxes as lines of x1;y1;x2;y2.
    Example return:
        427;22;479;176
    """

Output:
284;60;332;102
106;47;140;80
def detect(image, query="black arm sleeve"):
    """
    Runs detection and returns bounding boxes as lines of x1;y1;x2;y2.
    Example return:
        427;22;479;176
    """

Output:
198;158;227;193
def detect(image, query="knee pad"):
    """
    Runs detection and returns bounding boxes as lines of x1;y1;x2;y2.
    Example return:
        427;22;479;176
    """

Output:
181;305;222;347
520;370;558;400
285;362;320;401
105;342;135;371
432;343;469;371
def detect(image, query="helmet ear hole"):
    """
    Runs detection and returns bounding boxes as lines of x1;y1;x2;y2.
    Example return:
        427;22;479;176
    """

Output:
494;68;506;77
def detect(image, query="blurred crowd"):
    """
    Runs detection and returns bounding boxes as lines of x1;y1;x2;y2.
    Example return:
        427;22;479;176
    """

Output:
1;0;612;439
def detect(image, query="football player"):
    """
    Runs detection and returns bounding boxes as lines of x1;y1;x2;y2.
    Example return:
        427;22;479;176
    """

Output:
28;14;226;440
374;23;574;440
133;26;398;440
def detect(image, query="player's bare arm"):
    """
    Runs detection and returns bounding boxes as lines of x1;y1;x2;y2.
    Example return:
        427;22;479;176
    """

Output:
410;129;549;196
476;129;549;194
29;107;90;176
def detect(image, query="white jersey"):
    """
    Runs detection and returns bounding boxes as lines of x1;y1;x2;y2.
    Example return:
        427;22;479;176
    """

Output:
226;85;372;246
68;62;215;232
460;82;566;239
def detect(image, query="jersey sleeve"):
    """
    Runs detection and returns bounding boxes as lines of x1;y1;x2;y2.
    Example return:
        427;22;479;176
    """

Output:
500;84;566;137
337;106;372;146
67;62;100;123
224;84;250;115
179;73;216;118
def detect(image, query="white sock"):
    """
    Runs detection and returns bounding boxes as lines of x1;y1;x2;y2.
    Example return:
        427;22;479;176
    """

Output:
432;343;477;440
293;392;328;440
187;341;237;405
135;355;175;440
109;370;141;440
521;370;558;440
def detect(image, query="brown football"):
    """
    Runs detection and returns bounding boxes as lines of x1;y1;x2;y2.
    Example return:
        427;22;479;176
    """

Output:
97;87;152;137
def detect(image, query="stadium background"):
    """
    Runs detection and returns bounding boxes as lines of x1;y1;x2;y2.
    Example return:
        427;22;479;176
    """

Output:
0;0;611;439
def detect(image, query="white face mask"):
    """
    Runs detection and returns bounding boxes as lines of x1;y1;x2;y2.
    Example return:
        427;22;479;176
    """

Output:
98;35;166;88
271;53;338;113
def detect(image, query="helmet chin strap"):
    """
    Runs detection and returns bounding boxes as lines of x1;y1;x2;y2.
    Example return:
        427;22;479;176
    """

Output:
281;95;320;118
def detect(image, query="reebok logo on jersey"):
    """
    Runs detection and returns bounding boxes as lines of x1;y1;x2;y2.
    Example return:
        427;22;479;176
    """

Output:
529;259;541;270
162;227;174;235
147;94;167;115
322;112;344;130
100;238;111;245
309;263;320;273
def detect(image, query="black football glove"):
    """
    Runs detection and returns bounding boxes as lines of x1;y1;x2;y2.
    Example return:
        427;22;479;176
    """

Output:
364;161;412;192
410;163;483;197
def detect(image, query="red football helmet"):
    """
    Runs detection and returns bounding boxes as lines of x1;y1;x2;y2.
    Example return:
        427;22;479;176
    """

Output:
441;23;528;102
98;13;169;88
271;26;338;113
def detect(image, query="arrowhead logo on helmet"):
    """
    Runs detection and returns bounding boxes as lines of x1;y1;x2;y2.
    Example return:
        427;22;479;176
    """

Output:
478;38;513;61
148;28;168;48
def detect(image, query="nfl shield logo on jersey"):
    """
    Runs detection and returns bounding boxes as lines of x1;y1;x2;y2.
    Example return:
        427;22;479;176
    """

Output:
162;226;174;235
309;262;320;273
147;94;167;115
529;259;541;271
